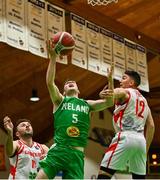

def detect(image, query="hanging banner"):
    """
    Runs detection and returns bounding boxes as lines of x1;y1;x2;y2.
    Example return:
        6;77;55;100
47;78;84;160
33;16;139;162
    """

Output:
46;3;67;64
86;21;101;74
112;34;125;80
27;0;47;58
47;3;65;38
100;28;113;76
136;45;149;92
71;14;87;69
5;0;28;50
0;0;6;42
125;39;136;71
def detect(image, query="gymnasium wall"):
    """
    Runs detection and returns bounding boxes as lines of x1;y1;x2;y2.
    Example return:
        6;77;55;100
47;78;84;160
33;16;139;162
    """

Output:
0;128;10;179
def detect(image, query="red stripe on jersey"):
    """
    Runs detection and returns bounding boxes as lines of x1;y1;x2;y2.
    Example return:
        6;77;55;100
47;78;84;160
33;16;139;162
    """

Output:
17;140;24;154
113;91;131;130
10;165;16;179
10;152;20;180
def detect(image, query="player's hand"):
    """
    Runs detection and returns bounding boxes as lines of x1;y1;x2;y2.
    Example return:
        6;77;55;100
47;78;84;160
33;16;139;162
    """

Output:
46;39;57;59
99;89;113;99
107;64;114;81
3;116;14;135
99;85;113;99
46;38;64;58
99;85;108;98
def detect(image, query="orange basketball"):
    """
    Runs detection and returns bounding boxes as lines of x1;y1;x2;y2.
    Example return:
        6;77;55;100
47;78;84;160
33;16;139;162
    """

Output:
52;32;75;56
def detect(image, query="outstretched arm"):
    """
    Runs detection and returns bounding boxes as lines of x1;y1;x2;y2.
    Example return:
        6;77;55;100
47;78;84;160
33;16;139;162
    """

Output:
87;65;114;111
100;87;129;105
3;116;18;157
145;108;155;153
87;98;114;112
99;64;129;104
46;40;63;107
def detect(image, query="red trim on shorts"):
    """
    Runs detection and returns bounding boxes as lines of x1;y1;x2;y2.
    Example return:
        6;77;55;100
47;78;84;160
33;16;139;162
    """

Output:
107;90;131;168
105;143;117;153
106;132;121;168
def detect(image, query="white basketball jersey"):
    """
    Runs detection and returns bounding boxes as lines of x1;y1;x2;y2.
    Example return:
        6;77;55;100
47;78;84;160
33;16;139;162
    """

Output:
8;140;44;179
113;88;149;133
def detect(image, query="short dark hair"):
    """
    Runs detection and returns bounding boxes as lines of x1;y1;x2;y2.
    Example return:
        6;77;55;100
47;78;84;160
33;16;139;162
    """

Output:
124;70;141;87
15;119;31;131
64;79;76;86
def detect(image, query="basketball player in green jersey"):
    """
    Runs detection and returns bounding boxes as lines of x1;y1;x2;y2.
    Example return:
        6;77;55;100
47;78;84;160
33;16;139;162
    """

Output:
36;40;114;179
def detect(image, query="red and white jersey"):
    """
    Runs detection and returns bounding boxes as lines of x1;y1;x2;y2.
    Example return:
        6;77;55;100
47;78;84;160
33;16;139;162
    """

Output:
9;140;44;180
113;88;149;133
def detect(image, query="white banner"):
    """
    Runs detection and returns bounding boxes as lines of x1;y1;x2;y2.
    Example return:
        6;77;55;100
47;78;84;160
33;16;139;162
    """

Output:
113;34;125;80
136;45;149;92
125;39;136;71
71;14;87;69
0;0;6;42
46;3;67;64
27;0;47;58
5;0;28;50
100;28;113;76
47;3;65;39
86;21;101;74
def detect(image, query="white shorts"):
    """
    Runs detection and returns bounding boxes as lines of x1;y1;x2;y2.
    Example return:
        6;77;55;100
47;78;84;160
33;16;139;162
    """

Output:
100;131;146;175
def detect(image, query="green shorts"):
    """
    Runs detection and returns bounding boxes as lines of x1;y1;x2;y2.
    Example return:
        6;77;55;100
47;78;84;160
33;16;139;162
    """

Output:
39;144;84;179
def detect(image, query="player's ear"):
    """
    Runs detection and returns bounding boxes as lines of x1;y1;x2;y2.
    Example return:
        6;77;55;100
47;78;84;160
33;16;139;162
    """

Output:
16;131;20;138
77;88;80;94
78;89;80;94
129;79;134;87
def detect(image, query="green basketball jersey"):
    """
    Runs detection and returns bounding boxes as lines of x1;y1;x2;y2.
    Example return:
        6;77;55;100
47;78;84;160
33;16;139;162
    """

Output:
53;96;92;147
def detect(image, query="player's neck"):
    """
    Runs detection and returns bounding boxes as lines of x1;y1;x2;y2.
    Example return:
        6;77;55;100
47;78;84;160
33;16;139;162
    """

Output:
20;137;33;147
66;91;79;97
67;94;78;98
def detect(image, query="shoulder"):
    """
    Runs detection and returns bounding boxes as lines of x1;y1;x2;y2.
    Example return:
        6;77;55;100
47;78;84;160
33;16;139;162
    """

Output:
114;88;129;98
13;140;20;148
41;144;49;153
9;140;22;157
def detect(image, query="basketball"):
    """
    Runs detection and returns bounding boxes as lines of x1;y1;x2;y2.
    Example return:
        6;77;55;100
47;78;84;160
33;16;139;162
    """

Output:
52;32;75;56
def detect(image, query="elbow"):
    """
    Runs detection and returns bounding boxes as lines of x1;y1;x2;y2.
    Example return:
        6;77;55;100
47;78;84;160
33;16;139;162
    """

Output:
6;149;14;157
46;80;54;89
151;123;155;133
147;122;155;135
46;80;51;87
150;121;155;131
46;77;52;86
107;98;114;107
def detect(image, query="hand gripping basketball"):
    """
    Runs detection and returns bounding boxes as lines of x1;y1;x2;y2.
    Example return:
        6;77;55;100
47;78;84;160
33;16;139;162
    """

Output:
52;32;75;56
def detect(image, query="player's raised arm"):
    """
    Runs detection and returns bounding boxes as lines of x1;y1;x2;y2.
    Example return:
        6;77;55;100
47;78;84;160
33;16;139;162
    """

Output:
3;116;18;157
99;64;114;99
46;32;75;108
108;64;114;91
87;65;114;111
46;39;63;106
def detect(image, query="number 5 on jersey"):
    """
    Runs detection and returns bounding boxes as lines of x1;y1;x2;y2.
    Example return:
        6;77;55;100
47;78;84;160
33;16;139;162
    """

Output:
72;114;78;123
